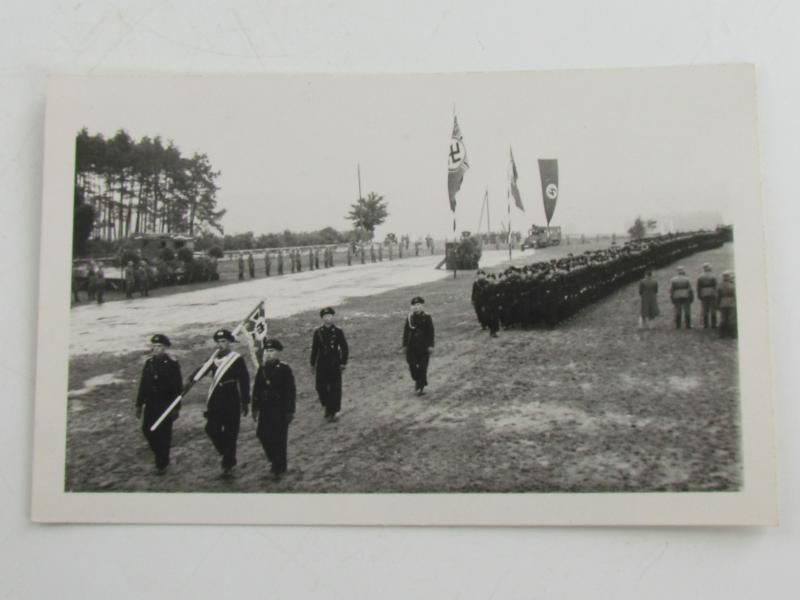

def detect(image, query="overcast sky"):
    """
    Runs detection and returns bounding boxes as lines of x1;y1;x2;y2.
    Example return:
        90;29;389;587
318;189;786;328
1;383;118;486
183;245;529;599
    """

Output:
68;66;757;239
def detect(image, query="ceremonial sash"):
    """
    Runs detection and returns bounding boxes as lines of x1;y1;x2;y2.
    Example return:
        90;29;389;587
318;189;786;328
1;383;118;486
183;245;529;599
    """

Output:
207;351;241;402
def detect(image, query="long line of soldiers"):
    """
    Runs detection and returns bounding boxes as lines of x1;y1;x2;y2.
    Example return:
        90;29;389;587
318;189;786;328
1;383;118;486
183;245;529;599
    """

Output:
471;230;729;334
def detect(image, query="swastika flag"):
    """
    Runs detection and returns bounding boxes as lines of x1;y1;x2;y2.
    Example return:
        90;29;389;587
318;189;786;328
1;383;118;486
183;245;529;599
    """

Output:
538;159;559;225
509;147;524;212
447;115;469;213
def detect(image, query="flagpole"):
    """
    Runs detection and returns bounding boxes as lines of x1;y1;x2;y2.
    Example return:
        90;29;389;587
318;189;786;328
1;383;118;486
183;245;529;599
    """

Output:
486;189;491;235
357;163;362;200
507;188;512;262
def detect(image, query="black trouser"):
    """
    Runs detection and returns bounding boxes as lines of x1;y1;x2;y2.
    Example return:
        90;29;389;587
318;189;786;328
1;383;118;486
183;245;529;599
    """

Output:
257;413;289;474
700;298;717;328
316;368;342;415
719;308;737;338
406;348;430;388
142;404;173;470
674;301;692;328
204;410;240;469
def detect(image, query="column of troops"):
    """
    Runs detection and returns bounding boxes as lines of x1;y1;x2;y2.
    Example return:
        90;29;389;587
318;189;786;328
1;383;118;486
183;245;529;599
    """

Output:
136;298;435;480
471;229;736;337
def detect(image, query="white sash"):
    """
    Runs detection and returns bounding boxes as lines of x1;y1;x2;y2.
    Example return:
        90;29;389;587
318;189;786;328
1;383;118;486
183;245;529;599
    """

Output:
207;351;241;401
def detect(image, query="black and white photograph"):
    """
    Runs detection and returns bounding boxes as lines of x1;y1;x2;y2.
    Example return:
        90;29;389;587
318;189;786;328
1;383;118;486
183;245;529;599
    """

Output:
32;67;774;524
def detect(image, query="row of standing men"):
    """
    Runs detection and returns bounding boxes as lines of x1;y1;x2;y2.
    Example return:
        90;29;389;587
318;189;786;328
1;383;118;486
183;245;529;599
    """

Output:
471;230;730;335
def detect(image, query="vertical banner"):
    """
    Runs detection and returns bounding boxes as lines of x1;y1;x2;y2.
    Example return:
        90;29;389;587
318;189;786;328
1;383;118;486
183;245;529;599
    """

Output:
509;147;524;211
447;115;469;217
538;159;559;225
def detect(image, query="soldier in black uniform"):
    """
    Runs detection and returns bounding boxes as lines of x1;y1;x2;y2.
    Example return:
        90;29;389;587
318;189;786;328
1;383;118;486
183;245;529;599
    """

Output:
136;334;183;475
310;307;349;422
402;296;435;395
264;251;271;277
199;329;250;476
252;338;296;480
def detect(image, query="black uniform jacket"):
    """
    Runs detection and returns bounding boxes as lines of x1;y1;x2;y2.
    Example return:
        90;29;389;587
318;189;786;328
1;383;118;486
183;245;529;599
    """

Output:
403;312;435;352
136;354;183;409
253;360;296;417
310;325;349;370
206;352;250;414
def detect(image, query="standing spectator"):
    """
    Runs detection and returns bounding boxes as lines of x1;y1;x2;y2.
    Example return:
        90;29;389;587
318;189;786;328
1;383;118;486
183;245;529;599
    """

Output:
238;253;245;280
669;266;694;329
124;261;136;299
264;251;271;277
137;260;151;297
247;252;255;278
717;271;737;338
696;263;718;328
95;263;106;304
87;262;97;300
638;269;659;329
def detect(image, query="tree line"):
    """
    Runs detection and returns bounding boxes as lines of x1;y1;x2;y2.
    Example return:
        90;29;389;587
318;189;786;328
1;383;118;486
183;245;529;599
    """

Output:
74;129;224;252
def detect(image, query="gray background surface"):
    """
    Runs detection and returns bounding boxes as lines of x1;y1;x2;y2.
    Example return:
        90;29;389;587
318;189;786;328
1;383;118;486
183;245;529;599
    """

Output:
2;1;797;598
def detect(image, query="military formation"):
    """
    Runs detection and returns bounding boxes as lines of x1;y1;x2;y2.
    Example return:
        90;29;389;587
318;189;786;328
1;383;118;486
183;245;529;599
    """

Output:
471;230;734;333
136;298;435;480
135;229;735;482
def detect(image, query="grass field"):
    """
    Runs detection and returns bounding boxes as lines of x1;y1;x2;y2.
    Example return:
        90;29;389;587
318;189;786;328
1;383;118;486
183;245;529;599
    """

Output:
66;242;739;493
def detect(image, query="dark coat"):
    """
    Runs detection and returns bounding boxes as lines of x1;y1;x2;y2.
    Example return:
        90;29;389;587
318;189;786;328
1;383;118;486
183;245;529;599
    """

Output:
205;352;250;416
310;325;349;372
252;360;296;418
403;312;435;352
136;354;183;411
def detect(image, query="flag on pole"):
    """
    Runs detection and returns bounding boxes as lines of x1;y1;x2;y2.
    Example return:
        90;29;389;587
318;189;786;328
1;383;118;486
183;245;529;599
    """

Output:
538;159;559;225
509;147;524;212
243;301;268;369
149;300;265;432
447;115;469;213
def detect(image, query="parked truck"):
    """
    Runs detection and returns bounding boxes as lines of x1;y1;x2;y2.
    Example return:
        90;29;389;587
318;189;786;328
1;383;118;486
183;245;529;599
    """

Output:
521;225;562;250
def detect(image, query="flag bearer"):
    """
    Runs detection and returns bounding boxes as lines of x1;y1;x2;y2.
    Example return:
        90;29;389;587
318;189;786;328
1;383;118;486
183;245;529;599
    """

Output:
200;329;250;477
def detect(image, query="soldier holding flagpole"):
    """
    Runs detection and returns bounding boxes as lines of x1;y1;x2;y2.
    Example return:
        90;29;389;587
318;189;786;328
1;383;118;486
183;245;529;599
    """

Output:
199;328;250;477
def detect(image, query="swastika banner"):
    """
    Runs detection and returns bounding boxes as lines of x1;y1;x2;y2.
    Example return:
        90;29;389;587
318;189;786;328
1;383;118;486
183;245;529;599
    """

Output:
447;115;469;213
538;159;559;225
510;147;524;212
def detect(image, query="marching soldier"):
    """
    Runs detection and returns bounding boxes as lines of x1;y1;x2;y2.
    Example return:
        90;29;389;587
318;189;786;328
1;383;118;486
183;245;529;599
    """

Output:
136;334;183;475
310;307;349;422
251;338;296;481
200;329;250;477
696;263;718;328
402;296;435;395
717;271;737;338
669;266;694;329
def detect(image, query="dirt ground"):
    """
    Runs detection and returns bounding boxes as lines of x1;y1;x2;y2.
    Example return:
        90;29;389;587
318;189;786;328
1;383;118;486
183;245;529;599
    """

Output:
65;242;740;493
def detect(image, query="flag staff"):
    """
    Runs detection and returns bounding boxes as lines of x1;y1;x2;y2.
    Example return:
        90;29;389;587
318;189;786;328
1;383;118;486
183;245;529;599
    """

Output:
507;188;512;262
